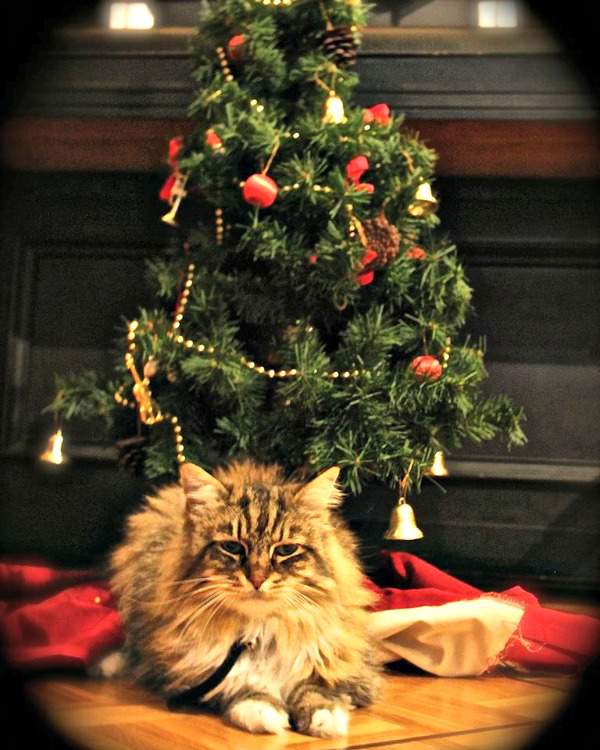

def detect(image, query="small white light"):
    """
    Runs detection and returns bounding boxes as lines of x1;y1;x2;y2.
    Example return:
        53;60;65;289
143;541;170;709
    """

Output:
478;1;518;28
109;2;155;30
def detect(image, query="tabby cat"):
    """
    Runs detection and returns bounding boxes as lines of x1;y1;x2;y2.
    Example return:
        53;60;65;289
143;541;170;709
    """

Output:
110;460;379;737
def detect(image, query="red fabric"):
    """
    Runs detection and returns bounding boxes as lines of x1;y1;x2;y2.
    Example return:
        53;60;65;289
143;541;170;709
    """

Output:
368;551;600;672
0;561;124;671
1;552;598;674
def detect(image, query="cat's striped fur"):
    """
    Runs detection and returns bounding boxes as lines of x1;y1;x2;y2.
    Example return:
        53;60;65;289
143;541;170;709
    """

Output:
110;460;379;737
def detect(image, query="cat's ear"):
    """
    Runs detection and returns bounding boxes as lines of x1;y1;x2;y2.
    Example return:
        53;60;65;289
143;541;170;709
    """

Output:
295;466;342;512
179;462;226;509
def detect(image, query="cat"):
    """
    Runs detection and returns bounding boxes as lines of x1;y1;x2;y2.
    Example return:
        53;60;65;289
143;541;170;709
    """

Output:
109;459;379;737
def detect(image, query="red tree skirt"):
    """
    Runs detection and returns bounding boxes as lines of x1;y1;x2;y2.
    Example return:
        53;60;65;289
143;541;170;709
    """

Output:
1;553;598;676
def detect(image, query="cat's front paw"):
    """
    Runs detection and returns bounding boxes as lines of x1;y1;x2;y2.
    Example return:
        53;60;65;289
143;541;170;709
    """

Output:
227;697;290;735
296;705;349;738
88;649;126;679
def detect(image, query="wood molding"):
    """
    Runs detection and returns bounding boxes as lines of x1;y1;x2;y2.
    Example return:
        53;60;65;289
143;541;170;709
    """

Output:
1;117;598;177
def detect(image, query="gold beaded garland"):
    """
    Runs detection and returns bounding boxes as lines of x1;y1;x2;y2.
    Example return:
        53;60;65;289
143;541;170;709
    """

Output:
171;415;187;464
172;263;195;332
216;46;234;82
215;208;224;245
114;245;369;467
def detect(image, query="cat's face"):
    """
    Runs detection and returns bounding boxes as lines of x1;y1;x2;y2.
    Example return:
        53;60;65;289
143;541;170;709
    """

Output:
178;462;341;616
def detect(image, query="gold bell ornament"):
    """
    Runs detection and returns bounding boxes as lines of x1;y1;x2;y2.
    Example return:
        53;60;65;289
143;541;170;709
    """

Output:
384;496;424;540
161;172;189;227
383;461;424;540
322;90;346;124
408;181;438;217
40;428;67;465
427;450;449;477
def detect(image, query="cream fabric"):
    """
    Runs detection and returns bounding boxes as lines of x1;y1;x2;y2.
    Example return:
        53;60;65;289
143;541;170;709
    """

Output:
368;598;525;677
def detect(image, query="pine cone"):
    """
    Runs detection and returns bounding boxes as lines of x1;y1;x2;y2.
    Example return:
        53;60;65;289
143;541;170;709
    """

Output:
322;25;359;68
363;214;401;268
115;434;147;476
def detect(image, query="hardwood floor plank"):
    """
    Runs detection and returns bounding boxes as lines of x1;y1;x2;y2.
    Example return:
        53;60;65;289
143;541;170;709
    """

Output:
23;671;573;750
353;723;543;749
372;674;568;731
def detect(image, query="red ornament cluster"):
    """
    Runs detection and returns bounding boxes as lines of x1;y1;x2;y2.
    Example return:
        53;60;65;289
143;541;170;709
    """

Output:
346;155;374;193
205;128;223;150
159;136;184;203
410;355;443;381
356;248;378;286
363;103;391;126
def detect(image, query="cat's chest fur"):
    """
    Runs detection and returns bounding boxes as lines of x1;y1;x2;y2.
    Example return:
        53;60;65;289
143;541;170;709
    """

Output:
184;618;324;703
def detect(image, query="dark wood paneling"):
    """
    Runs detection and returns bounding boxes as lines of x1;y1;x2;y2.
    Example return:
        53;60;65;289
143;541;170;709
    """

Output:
2;117;598;177
0;455;145;566
344;478;600;593
0;172;167;453
11;26;595;120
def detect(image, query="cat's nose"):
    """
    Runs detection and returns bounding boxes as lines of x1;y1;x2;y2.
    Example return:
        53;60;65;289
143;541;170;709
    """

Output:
249;571;267;590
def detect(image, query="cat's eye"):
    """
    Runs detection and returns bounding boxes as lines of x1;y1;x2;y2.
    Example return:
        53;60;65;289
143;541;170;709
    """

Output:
218;540;245;556
273;543;300;558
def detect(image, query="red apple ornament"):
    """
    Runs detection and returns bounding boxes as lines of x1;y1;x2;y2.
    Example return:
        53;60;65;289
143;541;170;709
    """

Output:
242;173;279;208
410;354;443;381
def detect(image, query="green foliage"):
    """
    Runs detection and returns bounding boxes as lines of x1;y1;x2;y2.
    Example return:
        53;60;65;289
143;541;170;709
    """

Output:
47;0;526;496
45;372;116;425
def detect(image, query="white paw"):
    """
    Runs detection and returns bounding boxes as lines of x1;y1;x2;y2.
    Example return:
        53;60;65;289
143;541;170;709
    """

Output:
308;706;349;738
89;649;126;678
228;698;290;735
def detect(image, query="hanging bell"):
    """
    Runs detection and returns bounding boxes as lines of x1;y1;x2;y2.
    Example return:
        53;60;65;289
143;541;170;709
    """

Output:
408;181;438;217
40;428;67;465
322;91;346;124
384;497;424;540
427;450;449;477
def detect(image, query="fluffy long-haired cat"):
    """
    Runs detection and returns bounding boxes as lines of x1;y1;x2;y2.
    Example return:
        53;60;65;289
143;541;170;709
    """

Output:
110;460;379;737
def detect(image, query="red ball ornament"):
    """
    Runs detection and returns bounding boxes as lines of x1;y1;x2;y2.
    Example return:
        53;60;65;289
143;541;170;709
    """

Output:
242;173;279;208
227;34;246;61
410;354;443;381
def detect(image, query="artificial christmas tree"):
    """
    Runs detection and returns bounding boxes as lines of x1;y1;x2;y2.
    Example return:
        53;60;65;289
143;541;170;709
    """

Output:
46;0;525;508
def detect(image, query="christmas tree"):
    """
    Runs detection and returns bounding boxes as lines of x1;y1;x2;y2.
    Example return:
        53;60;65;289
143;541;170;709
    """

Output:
47;0;525;499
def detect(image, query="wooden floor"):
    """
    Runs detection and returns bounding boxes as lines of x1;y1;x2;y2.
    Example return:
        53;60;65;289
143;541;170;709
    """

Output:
21;667;582;750
15;598;598;750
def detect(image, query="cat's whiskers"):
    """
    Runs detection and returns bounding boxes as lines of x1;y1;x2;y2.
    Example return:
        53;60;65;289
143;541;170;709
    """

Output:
174;592;225;638
169;574;227;586
176;591;231;645
284;589;317;614
121;581;228;606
